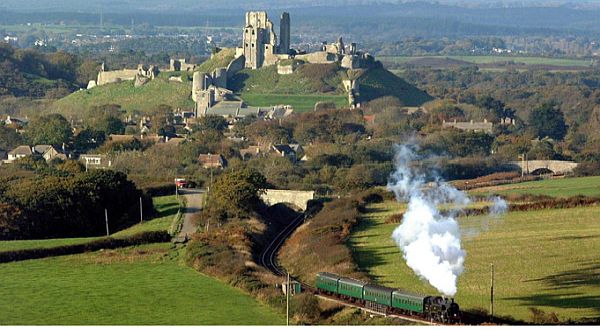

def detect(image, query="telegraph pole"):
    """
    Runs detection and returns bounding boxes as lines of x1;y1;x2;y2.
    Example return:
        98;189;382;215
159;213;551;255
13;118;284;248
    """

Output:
490;263;495;321
286;272;290;326
139;197;143;223
105;208;110;236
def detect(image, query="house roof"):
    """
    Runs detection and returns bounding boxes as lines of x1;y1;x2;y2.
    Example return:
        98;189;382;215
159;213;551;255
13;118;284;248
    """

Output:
9;145;33;156
272;144;295;154
33;145;54;154
198;154;226;165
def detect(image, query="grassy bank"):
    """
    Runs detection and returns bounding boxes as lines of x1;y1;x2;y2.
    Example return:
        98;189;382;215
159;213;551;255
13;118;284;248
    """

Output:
0;243;284;325
470;176;600;198
350;202;600;321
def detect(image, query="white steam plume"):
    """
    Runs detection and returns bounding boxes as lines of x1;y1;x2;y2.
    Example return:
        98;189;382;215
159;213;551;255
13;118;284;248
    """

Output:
489;196;508;216
387;144;468;297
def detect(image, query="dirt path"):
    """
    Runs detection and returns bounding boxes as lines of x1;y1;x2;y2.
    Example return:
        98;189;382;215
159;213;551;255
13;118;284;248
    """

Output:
177;189;203;240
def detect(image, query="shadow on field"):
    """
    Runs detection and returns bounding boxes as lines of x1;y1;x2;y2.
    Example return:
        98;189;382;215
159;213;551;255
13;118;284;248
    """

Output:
508;261;600;314
527;261;600;289
159;202;181;217
505;293;600;314
550;234;600;241
349;213;396;283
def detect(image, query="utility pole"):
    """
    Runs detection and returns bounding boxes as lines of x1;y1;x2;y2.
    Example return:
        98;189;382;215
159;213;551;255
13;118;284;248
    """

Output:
490;263;495;321
139;197;143;223
105;208;110;236
286;272;290;326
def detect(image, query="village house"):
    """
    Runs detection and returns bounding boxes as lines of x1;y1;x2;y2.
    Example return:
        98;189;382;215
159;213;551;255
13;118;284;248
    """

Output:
7;145;33;162
442;119;494;134
4;116;28;127
198;154;227;169
79;154;112;170
272;144;304;162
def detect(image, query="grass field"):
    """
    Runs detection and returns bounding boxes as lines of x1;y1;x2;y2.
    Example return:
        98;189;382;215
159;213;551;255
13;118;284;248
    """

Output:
0;243;284;325
470;176;600;198
350;202;600;321
241;93;348;113
52;76;194;118
0;195;179;252
378;55;593;67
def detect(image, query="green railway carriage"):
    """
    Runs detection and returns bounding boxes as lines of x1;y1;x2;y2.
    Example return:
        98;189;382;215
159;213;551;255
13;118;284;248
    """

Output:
392;290;425;313
338;277;365;300
316;272;340;294
363;284;393;306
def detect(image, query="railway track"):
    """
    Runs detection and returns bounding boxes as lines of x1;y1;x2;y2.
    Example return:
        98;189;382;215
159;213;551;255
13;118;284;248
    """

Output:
258;213;305;276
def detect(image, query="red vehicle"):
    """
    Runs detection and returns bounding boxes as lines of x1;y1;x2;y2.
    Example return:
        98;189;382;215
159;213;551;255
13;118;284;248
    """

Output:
175;178;187;188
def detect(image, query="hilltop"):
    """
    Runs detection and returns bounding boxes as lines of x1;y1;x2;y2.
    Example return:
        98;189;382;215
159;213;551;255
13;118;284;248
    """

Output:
228;61;432;110
52;73;194;118
51;49;432;116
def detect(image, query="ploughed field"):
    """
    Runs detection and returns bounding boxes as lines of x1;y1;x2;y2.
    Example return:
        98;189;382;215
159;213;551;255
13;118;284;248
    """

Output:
0;243;284;325
470;176;600;198
350;200;600;321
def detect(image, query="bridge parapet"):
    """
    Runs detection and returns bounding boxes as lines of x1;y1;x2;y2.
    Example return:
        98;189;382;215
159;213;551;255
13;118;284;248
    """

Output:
510;160;578;175
261;189;315;211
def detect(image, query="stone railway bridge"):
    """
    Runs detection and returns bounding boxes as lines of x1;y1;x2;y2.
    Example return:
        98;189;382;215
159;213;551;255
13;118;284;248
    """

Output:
260;189;315;211
510;160;578;175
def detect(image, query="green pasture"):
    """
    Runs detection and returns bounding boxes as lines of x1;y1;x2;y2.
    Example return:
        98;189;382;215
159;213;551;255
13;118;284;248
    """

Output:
240;93;348;113
350;202;600;321
0;243;284;325
470;176;600;198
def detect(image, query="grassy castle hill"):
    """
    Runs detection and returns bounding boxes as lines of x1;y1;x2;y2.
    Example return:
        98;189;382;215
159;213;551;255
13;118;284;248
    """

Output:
52;48;432;116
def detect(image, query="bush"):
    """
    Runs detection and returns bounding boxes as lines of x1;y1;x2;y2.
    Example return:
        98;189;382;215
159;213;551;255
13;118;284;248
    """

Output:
291;293;321;324
529;307;560;324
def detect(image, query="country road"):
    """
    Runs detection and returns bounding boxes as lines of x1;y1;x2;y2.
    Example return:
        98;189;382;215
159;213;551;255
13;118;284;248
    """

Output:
177;188;204;240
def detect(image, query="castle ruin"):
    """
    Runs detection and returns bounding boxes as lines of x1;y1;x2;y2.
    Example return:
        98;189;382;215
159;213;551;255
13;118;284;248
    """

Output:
239;11;292;69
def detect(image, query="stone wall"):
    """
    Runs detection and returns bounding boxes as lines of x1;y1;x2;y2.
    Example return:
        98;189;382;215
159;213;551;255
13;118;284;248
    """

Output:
260;189;315;211
97;69;138;86
226;55;245;79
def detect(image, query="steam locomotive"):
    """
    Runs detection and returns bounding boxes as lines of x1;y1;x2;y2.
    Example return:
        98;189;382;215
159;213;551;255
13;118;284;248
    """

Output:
316;272;461;323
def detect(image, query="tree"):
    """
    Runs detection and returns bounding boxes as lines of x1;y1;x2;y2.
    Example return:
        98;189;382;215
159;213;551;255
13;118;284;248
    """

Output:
25;114;73;145
0;125;24;150
528;103;568;140
194;115;228;132
208;168;267;219
74;128;106;152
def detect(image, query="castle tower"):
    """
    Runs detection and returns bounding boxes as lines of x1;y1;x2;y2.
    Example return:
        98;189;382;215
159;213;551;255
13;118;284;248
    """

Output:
242;11;277;69
279;12;290;54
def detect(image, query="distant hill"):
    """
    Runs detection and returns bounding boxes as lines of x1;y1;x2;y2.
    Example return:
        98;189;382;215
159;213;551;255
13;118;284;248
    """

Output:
52;74;194;119
356;67;433;106
0;44;83;98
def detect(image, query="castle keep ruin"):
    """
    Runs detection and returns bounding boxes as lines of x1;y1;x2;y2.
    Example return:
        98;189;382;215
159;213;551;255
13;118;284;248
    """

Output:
240;11;292;69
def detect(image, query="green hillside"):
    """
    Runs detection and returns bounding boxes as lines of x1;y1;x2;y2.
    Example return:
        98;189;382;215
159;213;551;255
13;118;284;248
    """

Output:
229;62;432;109
52;75;194;118
352;202;600;321
195;48;236;74
229;63;345;95
357;67;433;106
